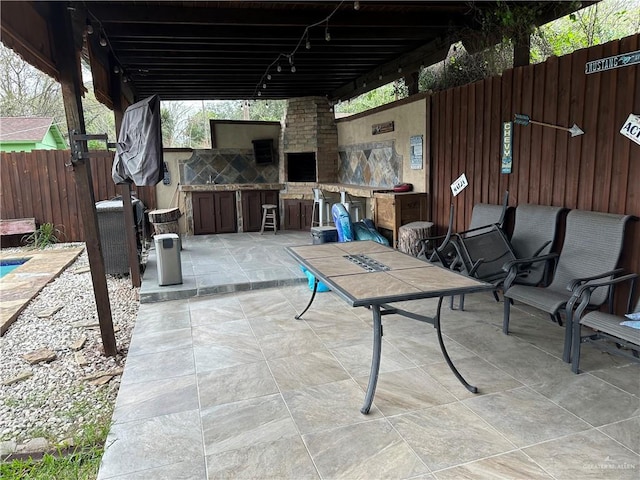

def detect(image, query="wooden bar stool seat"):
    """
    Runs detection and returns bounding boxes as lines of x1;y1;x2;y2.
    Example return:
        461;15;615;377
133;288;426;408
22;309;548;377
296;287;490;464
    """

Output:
260;204;277;234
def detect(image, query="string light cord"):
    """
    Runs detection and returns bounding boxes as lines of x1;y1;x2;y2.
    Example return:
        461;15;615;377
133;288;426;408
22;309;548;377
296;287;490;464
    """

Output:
84;6;130;80
252;1;346;99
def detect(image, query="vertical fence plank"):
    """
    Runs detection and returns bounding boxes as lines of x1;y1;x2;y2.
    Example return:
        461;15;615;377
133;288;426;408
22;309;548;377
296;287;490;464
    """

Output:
554;53;572;208
565;47;588;209
473;81;484;208
578;44;604;211
540;56;558;206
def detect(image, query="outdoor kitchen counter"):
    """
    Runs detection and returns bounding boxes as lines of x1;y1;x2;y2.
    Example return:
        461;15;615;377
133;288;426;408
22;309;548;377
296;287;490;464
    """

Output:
180;183;284;192
318;183;387;198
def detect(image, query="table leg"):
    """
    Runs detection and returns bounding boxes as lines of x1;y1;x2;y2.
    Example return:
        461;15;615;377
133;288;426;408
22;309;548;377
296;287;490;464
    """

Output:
295;277;319;320
435;296;478;393
361;304;382;414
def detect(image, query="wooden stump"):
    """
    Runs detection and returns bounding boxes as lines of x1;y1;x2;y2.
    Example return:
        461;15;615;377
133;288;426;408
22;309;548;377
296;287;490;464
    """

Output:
148;208;181;224
149;208;181;236
398;221;434;256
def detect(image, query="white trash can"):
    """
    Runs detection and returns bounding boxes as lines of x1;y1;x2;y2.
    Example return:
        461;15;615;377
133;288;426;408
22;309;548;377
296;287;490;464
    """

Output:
154;233;182;286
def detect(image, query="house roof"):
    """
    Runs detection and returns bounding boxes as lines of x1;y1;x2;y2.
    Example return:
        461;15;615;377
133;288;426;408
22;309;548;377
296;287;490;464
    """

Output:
0;117;55;141
0;117;67;147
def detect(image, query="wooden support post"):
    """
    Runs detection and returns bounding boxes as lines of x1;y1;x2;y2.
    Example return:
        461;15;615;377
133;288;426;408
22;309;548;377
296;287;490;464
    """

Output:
52;4;117;356
120;184;141;287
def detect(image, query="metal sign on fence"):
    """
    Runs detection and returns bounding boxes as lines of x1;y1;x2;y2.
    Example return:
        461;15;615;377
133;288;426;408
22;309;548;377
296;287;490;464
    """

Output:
585;49;640;74
501;121;513;174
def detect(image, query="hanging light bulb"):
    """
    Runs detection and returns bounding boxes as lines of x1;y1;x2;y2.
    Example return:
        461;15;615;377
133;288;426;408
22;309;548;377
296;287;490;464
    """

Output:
276;64;282;73
263;83;267;89
258;91;262;97
86;19;94;35
363;81;367;88
306;38;311;50
123;76;129;83
291;65;296;73
267;74;272;80
99;33;107;47
325;25;331;42
397;66;403;73
114;65;120;74
378;74;383;80
354;1;360;10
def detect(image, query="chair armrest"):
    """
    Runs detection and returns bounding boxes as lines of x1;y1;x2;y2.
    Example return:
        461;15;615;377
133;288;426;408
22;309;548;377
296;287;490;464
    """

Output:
502;253;558;291
570;273;638;320
566;268;624;292
531;240;552;258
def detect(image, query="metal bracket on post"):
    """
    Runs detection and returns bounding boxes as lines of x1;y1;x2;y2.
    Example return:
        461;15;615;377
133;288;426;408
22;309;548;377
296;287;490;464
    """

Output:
69;130;117;166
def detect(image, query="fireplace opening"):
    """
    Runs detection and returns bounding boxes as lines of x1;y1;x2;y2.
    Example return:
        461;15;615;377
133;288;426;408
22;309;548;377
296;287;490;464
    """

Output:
287;152;316;182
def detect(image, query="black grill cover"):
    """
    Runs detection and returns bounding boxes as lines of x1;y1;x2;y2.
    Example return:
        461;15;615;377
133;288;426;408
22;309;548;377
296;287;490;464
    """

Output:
112;94;163;186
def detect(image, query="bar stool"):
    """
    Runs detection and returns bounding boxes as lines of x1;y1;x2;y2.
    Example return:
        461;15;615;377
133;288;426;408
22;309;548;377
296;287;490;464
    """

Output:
311;188;332;227
260;204;277;234
344;193;364;222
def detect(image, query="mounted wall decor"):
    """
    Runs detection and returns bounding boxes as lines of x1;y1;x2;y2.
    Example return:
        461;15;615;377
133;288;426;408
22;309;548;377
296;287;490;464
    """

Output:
620;113;640;146
585;49;640;74
514;113;584;137
410;135;423;170
372;121;394;135
501;121;513;174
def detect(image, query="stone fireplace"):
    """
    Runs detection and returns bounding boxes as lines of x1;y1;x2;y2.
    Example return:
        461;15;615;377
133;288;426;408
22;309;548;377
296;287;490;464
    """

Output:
279;96;338;184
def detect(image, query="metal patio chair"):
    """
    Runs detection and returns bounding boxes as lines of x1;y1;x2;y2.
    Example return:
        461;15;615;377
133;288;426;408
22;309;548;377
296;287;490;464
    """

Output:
502;209;634;363
569;273;639;373
416;191;510;263
507;204;567;288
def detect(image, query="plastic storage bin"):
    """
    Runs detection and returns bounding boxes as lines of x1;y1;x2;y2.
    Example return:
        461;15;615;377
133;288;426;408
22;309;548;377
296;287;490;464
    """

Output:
311;226;338;244
154;233;182;286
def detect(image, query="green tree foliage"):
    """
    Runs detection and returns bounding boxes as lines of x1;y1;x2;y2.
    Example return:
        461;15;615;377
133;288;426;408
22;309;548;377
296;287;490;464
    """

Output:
335;83;402;116
0;44;66;125
532;0;640;61
0;44;116;148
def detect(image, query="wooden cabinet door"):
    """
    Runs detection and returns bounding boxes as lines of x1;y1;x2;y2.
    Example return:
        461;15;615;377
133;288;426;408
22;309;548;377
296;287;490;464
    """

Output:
241;191;262;232
301;201;314;230
283;199;313;230
215;191;237;233
284;200;302;230
193;192;216;234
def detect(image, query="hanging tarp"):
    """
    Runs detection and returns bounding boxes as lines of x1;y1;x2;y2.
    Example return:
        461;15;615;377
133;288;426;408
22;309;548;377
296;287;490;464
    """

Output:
112;94;163;186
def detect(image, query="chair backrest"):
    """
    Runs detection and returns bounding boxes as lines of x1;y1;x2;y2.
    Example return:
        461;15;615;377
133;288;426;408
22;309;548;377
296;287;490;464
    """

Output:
510;204;567;285
452;224;516;282
549;210;633;305
466;191;510;236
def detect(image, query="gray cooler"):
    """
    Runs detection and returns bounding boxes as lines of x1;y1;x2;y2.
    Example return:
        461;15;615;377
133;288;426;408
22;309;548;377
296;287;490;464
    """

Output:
311;226;338;244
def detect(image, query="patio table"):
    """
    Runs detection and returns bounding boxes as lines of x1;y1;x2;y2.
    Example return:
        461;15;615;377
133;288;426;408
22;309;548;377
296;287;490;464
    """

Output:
286;240;494;414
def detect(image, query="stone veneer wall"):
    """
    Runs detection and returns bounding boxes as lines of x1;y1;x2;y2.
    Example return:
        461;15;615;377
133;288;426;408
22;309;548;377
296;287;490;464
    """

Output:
180;149;278;185
337;141;401;187
280;97;338;183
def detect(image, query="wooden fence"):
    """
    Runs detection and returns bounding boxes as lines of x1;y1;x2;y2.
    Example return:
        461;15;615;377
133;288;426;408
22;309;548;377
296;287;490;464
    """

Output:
430;34;639;303
0;149;156;242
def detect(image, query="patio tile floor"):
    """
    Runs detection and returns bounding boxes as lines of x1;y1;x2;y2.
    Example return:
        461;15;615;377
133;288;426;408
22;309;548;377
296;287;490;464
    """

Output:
98;233;639;479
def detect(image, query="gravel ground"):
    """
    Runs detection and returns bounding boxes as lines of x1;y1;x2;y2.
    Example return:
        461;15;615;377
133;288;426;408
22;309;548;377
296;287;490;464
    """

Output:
0;243;139;445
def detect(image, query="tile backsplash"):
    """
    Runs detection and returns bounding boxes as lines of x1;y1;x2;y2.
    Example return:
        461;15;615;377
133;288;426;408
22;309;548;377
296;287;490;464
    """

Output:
179;149;279;185
338;141;401;187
